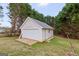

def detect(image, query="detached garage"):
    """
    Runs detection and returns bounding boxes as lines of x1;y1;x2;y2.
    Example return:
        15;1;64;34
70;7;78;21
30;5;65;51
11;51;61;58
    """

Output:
18;17;54;45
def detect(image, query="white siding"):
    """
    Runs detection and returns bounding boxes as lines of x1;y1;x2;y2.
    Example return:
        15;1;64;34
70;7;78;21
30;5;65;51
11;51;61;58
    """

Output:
42;29;46;40
42;29;53;40
21;18;44;41
20;17;53;42
21;18;42;30
21;29;42;41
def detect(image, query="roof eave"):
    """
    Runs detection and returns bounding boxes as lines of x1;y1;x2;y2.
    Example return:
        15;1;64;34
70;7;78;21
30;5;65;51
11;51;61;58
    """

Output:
42;28;54;30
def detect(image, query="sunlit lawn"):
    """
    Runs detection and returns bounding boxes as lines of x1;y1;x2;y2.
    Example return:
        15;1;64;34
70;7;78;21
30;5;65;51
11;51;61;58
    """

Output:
0;36;79;56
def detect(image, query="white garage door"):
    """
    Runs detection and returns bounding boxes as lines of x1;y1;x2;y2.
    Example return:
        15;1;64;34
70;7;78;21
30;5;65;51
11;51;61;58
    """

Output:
22;29;42;40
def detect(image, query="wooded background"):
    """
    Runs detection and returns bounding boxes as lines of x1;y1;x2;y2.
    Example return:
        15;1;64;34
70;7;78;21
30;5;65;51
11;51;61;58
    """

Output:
0;3;79;39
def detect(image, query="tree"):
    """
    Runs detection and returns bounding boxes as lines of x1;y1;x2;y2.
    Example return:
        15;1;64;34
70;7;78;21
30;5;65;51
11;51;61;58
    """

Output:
8;3;47;34
8;3;54;36
45;16;54;27
55;3;79;39
8;3;32;33
30;9;45;22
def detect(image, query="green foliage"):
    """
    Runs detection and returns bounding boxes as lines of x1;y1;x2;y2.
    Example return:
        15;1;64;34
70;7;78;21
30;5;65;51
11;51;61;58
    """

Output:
30;9;45;22
45;16;54;27
8;3;32;33
0;36;79;55
8;3;54;34
55;3;79;39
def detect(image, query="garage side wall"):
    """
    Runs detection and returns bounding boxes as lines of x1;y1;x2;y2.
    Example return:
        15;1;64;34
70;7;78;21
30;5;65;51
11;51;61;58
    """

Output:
21;29;43;41
42;29;53;40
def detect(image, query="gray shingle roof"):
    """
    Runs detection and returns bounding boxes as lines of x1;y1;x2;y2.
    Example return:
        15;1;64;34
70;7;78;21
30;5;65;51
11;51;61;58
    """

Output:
20;17;53;29
30;17;53;29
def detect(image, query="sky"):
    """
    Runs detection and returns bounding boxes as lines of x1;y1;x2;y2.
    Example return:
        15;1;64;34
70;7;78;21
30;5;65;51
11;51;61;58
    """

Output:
0;3;65;27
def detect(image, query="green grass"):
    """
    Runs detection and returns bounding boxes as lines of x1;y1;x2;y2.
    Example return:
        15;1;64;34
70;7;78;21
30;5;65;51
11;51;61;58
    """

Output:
0;36;79;56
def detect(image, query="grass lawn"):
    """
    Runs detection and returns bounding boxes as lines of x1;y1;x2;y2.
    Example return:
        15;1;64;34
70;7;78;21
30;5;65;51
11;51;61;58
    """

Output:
0;36;79;56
